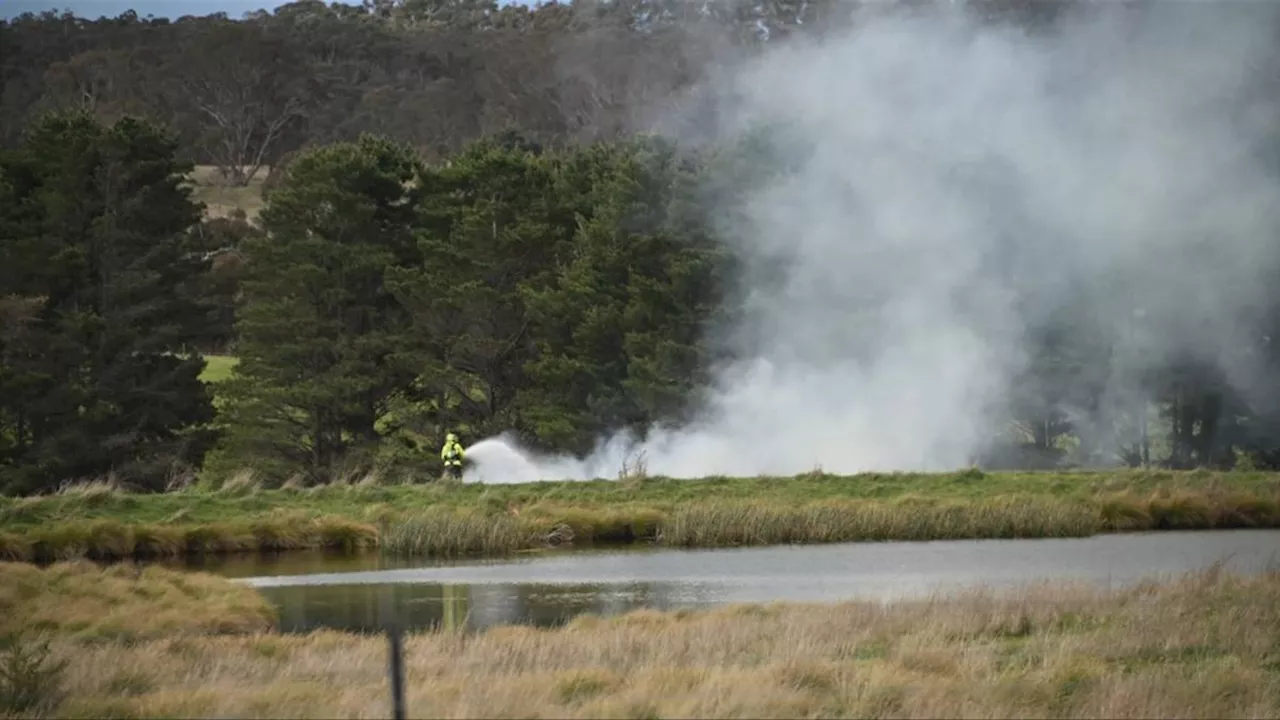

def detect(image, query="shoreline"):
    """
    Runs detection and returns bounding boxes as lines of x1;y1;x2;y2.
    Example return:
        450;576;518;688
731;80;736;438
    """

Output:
2;470;1278;564
6;560;1277;719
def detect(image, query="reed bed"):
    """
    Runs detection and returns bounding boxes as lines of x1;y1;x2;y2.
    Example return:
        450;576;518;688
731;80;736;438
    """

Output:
659;495;1100;546
348;488;1280;557
14;563;1279;719
380;509;534;557
0;514;377;563
1;476;1278;562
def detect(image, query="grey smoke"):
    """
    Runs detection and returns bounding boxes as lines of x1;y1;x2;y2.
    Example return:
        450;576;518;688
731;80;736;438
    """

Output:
465;1;1280;483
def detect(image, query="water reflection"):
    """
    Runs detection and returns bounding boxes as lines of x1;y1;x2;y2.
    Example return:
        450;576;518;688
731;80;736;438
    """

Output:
213;529;1280;634
263;580;721;634
172;545;656;580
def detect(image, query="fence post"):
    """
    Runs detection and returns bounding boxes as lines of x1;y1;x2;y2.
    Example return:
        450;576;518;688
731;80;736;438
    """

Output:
381;587;407;720
387;623;406;720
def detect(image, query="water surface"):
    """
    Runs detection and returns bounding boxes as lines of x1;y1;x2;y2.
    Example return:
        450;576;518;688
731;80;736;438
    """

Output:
195;530;1280;634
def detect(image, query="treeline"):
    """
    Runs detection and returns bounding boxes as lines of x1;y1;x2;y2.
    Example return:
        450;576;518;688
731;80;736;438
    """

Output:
5;1;1280;494
0;0;1068;176
0;109;738;492
208;127;734;485
6;108;1280;495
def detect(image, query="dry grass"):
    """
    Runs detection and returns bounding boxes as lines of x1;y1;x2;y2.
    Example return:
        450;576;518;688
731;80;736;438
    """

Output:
0;560;276;643
381;508;535;557
2;475;1277;562
384;489;1278;557
185;165;268;221
659;495;1100;546
0;514;378;563
53;477;127;498
27;566;1280;718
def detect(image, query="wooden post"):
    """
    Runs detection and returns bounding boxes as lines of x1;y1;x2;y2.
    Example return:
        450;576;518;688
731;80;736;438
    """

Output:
381;587;407;720
387;624;406;720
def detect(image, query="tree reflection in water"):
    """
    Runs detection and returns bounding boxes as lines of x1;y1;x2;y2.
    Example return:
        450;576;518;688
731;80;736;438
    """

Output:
262;581;706;634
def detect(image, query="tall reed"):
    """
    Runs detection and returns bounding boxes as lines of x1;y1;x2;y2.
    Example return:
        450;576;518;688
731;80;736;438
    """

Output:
659;496;1099;547
379;509;532;557
1;486;1277;562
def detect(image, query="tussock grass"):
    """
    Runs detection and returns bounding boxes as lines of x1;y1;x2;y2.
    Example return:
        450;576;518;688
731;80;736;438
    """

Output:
1097;489;1280;532
314;516;380;552
216;469;262;496
380;489;1277;557
382;509;533;557
0;531;31;560
0;560;276;643
40;567;1280;718
524;503;667;544
2;471;1278;561
660;496;1099;546
1;515;377;563
54;478;127;498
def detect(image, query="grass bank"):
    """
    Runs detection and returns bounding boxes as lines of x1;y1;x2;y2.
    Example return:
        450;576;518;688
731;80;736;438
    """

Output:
0;561;276;644
2;470;1279;562
6;561;1278;718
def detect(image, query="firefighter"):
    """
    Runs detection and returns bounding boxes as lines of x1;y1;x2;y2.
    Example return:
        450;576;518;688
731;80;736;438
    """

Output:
440;432;465;481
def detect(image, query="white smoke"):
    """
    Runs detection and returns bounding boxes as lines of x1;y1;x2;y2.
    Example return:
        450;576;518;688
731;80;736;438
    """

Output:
467;1;1280;484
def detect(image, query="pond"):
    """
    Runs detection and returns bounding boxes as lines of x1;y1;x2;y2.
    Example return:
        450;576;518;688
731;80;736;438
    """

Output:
181;529;1280;634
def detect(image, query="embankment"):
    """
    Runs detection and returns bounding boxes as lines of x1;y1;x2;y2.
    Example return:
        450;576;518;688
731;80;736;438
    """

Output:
3;560;1276;718
2;470;1278;562
0;560;276;643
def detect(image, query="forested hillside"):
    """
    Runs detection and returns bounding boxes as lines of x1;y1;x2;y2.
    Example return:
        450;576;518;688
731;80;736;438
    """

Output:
4;0;1280;494
1;0;1073;171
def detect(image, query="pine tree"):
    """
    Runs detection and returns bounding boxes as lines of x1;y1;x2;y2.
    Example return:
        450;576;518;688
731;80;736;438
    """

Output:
0;111;216;493
386;133;571;451
520;137;729;454
209;134;424;484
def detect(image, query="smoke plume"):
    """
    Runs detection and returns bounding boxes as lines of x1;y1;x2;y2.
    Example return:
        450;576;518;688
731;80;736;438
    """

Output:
465;1;1280;484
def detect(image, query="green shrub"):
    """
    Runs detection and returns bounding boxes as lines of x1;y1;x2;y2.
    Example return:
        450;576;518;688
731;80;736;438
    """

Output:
0;630;68;716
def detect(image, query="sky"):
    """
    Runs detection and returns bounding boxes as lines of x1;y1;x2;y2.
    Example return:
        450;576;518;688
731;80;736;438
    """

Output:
3;0;293;19
2;0;533;20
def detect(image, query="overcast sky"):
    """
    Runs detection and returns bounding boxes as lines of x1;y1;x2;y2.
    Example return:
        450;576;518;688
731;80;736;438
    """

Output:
3;0;534;20
3;0;291;19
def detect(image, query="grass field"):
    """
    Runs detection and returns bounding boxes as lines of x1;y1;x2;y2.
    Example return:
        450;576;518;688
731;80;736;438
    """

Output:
185;165;268;221
5;560;1277;719
1;470;1278;563
198;354;239;384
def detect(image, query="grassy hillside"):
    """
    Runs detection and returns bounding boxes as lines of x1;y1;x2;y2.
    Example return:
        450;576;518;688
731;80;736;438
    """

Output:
185;165;268;221
198;355;239;384
1;470;1277;562
6;560;1277;718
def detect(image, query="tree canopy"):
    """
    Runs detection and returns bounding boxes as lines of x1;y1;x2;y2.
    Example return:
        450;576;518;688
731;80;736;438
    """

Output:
3;0;1280;492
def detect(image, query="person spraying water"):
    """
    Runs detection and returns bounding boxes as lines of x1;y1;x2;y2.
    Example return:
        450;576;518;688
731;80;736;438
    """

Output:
440;432;466;481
